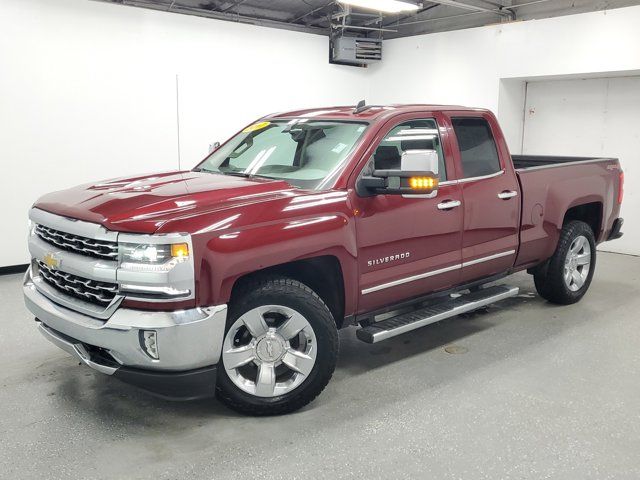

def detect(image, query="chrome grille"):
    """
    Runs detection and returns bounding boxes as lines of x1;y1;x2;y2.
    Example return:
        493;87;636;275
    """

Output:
37;261;118;305
35;224;118;260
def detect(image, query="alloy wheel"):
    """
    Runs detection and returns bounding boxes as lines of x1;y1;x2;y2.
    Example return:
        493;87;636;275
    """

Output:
222;305;317;398
564;235;591;291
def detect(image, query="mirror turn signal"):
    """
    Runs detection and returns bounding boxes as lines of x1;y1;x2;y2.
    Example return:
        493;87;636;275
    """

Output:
408;176;438;190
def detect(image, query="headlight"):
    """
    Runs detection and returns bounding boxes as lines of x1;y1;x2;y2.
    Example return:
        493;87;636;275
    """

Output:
119;242;189;264
116;233;195;301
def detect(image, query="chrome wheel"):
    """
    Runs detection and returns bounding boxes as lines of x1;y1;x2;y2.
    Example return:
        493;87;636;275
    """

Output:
564;235;591;291
222;305;317;398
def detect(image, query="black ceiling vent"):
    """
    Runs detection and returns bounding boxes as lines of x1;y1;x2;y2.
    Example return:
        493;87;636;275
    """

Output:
329;4;386;67
331;36;382;66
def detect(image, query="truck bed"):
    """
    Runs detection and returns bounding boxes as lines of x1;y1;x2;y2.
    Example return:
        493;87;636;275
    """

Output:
513;153;621;270
512;155;616;170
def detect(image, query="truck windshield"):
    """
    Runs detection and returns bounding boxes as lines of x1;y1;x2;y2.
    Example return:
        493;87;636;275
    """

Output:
195;120;367;190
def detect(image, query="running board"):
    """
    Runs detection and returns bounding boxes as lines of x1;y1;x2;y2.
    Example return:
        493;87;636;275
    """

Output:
356;285;519;344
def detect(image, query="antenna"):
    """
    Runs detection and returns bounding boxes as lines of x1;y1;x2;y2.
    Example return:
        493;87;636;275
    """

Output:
353;99;367;114
353;100;384;115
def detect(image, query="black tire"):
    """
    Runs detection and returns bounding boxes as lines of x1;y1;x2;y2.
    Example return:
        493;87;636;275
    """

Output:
533;220;596;305
216;276;338;416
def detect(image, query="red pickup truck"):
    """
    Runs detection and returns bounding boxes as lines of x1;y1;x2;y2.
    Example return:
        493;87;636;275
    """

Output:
23;104;624;415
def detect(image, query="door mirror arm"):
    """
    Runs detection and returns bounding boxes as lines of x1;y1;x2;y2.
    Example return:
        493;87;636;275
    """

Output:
356;175;386;197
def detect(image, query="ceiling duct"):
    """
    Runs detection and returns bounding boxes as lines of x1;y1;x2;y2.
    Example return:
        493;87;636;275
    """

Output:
331;36;383;65
329;4;394;67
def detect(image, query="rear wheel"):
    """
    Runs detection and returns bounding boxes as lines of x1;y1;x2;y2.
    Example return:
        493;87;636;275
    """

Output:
216;276;338;415
533;220;596;305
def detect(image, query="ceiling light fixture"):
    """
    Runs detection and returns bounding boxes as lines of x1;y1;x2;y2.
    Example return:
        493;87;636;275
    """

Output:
338;0;420;14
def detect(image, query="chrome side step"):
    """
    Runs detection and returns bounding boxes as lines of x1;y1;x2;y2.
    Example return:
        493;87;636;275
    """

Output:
355;285;519;344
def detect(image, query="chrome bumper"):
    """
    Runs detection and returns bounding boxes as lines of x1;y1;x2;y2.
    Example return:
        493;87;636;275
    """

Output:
23;268;228;374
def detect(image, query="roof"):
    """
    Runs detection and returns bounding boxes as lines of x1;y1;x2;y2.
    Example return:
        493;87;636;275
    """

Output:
266;104;485;122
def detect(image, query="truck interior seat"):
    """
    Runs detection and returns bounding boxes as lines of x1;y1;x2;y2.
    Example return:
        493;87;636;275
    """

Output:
374;145;401;170
400;139;434;151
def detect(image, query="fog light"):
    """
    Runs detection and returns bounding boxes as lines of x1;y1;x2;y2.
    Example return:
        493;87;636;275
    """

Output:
140;330;159;359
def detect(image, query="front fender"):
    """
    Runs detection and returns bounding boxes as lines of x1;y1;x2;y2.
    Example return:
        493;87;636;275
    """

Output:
193;209;358;315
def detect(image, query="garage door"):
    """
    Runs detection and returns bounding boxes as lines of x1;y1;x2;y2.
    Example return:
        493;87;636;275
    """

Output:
522;77;639;255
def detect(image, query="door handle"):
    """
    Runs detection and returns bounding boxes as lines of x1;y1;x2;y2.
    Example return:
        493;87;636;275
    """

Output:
498;190;518;200
437;200;462;210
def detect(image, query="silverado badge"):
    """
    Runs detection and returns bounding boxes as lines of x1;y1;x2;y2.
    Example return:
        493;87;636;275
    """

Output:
43;252;60;270
367;252;411;267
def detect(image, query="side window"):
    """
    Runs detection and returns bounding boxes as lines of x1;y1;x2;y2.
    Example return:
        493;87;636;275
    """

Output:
372;119;447;181
451;117;501;178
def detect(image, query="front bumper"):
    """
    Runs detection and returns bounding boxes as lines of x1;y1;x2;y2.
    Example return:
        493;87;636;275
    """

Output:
24;267;227;400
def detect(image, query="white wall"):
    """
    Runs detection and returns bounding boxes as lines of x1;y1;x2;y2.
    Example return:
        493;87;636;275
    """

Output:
4;1;640;266
368;5;640;152
522;77;639;255
0;0;369;266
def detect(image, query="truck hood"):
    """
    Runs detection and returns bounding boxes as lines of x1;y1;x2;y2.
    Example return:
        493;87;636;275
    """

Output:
33;171;302;234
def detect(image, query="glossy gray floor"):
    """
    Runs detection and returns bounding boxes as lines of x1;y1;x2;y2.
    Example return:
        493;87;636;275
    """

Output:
1;251;639;480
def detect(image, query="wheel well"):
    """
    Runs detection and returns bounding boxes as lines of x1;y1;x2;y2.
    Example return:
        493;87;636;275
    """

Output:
230;256;346;327
563;202;602;239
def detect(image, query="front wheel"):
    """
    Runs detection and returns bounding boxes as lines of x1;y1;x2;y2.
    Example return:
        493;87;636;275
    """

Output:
533;220;596;305
216;276;338;415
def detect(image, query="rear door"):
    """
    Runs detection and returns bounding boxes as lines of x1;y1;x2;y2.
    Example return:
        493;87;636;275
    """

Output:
443;112;520;282
351;112;463;313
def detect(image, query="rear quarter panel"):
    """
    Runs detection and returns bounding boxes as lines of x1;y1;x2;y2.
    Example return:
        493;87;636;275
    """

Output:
515;160;621;269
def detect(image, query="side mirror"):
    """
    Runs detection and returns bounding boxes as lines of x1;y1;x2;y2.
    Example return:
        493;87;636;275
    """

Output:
208;141;221;153
357;150;440;198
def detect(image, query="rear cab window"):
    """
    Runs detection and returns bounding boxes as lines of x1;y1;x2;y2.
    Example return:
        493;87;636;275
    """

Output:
451;117;501;178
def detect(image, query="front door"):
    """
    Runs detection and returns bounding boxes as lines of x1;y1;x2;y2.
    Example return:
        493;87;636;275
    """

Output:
352;114;463;313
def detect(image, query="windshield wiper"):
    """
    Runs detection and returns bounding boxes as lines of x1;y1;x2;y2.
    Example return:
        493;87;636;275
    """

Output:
208;169;275;180
220;171;251;177
195;168;249;177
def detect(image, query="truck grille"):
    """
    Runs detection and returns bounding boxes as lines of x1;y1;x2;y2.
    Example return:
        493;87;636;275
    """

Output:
37;261;118;305
35;224;118;260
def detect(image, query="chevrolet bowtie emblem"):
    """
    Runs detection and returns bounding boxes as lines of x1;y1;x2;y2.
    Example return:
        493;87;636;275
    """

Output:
43;252;60;269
